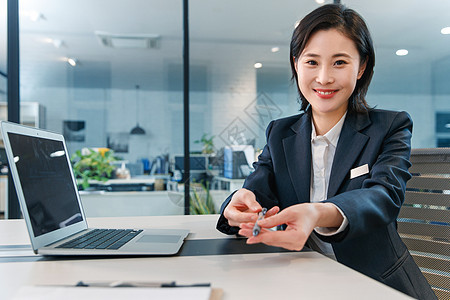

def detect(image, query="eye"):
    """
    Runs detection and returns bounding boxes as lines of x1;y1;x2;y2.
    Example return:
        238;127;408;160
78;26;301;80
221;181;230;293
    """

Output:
306;60;318;66
334;60;347;66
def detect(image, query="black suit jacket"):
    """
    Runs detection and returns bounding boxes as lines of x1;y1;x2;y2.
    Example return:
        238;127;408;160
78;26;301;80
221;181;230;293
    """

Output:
217;109;436;299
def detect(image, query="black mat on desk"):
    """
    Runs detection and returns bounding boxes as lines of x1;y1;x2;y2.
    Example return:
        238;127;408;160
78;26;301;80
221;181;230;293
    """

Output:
0;238;308;263
177;238;307;256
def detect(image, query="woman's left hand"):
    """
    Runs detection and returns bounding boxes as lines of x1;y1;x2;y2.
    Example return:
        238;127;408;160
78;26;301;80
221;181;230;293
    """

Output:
239;202;342;251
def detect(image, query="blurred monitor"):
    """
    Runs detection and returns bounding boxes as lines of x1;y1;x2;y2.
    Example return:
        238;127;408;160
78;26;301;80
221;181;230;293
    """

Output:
174;155;208;182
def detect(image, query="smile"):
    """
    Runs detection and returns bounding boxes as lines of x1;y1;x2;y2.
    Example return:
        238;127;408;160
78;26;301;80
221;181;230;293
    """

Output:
317;90;333;95
314;89;338;98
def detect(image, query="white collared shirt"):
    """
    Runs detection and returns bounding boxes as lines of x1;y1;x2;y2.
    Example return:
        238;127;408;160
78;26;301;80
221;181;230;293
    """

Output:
309;112;349;257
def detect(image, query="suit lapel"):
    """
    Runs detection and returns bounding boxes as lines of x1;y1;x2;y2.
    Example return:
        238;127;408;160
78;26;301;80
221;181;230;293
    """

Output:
327;110;371;198
282;113;312;204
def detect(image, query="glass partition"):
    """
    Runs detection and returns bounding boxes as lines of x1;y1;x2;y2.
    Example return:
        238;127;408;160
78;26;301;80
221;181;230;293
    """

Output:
16;0;184;217
347;1;450;148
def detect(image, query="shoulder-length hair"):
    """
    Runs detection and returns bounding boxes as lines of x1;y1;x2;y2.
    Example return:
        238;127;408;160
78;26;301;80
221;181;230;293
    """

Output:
290;4;375;113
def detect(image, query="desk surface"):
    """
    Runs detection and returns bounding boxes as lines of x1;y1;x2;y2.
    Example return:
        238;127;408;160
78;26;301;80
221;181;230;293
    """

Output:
0;215;413;300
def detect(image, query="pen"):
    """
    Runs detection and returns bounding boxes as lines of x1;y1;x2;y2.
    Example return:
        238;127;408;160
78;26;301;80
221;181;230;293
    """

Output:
252;208;267;236
75;281;211;288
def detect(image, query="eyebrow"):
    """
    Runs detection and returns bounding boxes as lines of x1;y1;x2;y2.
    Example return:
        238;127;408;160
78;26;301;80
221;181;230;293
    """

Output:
302;53;353;59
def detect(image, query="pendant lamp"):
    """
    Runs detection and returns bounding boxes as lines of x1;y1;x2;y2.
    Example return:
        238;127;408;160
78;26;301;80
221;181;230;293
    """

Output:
130;84;146;135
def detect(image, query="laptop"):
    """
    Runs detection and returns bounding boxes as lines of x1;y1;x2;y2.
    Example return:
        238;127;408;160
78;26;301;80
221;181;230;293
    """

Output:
0;121;189;256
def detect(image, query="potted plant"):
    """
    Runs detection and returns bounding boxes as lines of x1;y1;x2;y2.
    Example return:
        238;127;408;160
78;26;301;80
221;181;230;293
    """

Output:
190;181;217;215
71;148;118;190
194;133;215;154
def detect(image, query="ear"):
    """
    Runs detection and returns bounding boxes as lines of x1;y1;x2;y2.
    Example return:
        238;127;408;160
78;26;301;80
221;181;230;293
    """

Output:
293;56;298;73
357;57;368;80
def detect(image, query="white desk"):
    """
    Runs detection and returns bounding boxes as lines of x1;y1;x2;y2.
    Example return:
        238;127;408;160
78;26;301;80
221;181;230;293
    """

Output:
212;176;245;191
0;215;413;299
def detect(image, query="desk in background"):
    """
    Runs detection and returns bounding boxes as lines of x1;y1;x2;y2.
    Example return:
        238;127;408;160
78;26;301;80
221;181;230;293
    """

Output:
212;176;245;192
0;215;413;299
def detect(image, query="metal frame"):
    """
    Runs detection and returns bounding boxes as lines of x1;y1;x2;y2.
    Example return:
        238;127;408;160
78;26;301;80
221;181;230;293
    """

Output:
183;0;190;215
7;0;21;219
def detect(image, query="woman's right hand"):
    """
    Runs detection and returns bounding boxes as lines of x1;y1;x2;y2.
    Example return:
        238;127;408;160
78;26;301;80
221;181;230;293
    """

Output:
223;188;279;227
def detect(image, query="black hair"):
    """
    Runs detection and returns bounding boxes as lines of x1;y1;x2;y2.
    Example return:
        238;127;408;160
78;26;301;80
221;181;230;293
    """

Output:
290;4;375;112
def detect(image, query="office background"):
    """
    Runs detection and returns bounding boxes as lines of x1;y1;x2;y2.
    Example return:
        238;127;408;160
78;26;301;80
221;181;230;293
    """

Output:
0;0;449;217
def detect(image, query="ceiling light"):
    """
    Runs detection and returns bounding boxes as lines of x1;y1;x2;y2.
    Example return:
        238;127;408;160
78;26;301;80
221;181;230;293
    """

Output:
21;11;46;22
43;38;65;48
30;12;43;22
315;0;325;4
130;85;146;135
95;31;161;49
67;58;78;67
271;47;280;53
441;27;450;35
52;39;64;48
254;63;263;69
396;49;408;56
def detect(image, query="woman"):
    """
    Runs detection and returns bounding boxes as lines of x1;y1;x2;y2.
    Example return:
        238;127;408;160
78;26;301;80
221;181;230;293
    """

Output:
216;4;436;299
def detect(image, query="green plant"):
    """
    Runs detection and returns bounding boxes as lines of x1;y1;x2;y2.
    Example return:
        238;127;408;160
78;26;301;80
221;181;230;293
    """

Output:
190;181;217;215
194;133;215;154
71;148;117;190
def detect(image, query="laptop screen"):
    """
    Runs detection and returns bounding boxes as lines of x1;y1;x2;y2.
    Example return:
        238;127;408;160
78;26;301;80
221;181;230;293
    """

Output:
8;132;83;237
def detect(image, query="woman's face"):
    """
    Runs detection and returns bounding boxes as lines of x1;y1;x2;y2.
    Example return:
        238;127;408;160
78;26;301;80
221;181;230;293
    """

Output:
295;29;366;120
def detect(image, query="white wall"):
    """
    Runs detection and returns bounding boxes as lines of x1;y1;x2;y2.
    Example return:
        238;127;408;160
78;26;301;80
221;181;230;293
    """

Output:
367;93;435;148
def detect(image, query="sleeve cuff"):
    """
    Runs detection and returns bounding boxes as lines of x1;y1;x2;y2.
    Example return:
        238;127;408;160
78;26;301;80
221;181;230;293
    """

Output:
216;212;240;235
314;204;349;236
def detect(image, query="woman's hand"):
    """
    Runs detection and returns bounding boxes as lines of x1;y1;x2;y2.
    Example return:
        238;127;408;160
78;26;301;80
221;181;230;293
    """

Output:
239;203;343;251
223;188;279;227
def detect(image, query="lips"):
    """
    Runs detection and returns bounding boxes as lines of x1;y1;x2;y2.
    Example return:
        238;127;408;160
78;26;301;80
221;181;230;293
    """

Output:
314;89;338;99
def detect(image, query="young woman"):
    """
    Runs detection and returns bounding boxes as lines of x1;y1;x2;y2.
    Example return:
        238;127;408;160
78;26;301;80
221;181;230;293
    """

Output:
216;4;436;299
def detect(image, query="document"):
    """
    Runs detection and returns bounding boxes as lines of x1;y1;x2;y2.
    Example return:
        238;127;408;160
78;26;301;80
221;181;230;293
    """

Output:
13;286;212;300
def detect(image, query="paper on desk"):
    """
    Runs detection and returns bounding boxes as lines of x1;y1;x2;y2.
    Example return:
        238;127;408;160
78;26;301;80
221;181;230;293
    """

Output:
13;286;212;300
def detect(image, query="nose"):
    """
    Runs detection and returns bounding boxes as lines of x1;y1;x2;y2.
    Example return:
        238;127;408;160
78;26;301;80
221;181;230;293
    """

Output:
315;65;334;85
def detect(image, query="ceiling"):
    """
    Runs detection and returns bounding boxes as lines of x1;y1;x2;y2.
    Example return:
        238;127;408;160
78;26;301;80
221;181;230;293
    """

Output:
0;0;450;92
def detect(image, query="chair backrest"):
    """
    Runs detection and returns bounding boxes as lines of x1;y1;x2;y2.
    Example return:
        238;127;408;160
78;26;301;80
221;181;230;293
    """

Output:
397;148;450;300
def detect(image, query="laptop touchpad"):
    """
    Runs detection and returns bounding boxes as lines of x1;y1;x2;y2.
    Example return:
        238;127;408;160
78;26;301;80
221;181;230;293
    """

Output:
137;235;181;243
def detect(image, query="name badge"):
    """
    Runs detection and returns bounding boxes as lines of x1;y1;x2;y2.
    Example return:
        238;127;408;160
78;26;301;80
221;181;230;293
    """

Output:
350;164;369;179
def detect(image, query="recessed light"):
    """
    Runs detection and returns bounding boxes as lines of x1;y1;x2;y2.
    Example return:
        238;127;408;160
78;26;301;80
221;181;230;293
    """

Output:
441;27;450;35
396;49;408;56
44;38;64;48
254;63;263;69
21;11;46;22
271;47;280;53
52;39;64;48
315;0;325;4
66;58;78;67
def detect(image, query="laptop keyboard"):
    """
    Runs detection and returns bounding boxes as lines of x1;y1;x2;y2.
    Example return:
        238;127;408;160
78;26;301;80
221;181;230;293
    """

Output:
56;229;143;250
